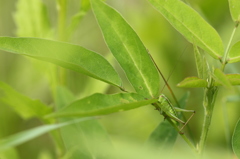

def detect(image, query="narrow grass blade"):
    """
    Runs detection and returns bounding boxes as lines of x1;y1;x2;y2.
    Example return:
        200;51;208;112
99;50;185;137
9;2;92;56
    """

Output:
177;77;208;88
0;37;121;87
228;0;240;22
0;117;93;152
46;93;157;118
232;118;240;158
0;81;51;120
147;0;224;59
228;41;240;63
91;0;160;98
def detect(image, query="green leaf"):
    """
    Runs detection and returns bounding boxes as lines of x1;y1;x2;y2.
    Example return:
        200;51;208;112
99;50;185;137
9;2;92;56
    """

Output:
226;74;240;85
55;87;112;159
194;45;209;80
14;0;52;38
0;81;51;120
232;118;240;158
0;117;93;152
177;77;208;88
145;121;177;154
91;0;160;98
147;0;224;59
213;68;232;89
228;41;240;63
46;93;158;118
0;37;121;87
228;0;240;22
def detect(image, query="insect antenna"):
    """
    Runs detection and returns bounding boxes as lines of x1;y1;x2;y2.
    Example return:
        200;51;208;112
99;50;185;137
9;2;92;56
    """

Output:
148;46;189;107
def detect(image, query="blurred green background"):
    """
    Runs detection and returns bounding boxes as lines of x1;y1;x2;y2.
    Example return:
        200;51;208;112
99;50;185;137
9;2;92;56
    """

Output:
1;0;240;158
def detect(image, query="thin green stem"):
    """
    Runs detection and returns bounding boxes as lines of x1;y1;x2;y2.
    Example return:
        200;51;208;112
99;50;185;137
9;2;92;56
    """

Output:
166;118;197;153
57;0;67;41
222;24;238;70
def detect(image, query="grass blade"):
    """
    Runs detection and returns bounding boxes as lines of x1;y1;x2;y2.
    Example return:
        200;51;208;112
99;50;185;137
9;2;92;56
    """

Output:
0;117;93;152
91;0;160;98
0;37;121;87
147;0;224;59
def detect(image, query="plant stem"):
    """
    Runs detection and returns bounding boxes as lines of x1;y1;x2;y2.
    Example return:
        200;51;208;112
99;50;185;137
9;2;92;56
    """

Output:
198;83;218;155
57;0;67;41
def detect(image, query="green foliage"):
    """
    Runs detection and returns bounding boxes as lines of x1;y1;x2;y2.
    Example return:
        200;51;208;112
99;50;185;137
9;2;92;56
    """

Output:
177;77;208;88
0;118;94;152
232;118;240;158
47;93;157;118
0;37;121;87
91;0;160;98
147;0;224;59
213;68;232;89
1;0;240;158
228;41;240;63
0;81;51;120
14;0;52;38
228;0;240;22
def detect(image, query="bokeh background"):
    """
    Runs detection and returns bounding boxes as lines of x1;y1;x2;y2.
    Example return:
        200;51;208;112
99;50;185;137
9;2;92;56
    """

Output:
1;0;240;158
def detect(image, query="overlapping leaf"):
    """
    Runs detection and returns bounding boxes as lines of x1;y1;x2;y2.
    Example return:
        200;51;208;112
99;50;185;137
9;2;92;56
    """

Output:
46;93;157;118
228;41;240;63
228;0;240;22
0;81;51;120
91;0;160;98
0;37;121;87
147;0;224;59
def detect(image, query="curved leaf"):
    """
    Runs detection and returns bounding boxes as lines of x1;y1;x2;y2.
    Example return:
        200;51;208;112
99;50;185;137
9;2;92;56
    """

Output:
0;117;93;152
232;118;240;158
91;0;160;98
0;81;51;120
46;93;158;118
226;74;240;85
194;45;209;80
228;0;240;22
228;41;240;63
213;68;232;89
0;37;121;87
177;77;208;88
147;0;224;59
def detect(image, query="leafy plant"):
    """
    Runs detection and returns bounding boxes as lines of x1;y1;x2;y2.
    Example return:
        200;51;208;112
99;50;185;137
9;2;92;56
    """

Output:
1;0;240;158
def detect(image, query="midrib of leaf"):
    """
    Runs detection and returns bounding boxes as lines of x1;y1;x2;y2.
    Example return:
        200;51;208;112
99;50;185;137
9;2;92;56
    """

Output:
157;1;219;57
103;12;155;97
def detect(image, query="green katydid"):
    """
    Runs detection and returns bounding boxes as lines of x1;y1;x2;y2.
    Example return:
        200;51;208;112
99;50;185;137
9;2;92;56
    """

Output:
148;52;195;134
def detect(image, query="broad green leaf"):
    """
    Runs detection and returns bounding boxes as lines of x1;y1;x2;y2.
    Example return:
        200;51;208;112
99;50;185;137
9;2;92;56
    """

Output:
55;87;112;159
213;68;232;89
0;148;19;159
14;0;52;38
0;81;51;120
148;0;224;59
228;0;240;22
228;41;240;63
145;121;177;154
0;117;93;152
91;0;160;98
0;37;121;87
194;45;209;80
177;77;208;88
232;118;240;158
46;93;158;118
